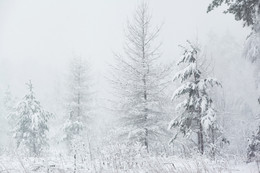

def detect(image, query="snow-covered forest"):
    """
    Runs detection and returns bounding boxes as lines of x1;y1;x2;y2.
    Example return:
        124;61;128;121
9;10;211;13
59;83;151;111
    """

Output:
0;0;260;172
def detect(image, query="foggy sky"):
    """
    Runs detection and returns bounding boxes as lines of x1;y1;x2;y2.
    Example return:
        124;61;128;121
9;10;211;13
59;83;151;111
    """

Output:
0;0;249;109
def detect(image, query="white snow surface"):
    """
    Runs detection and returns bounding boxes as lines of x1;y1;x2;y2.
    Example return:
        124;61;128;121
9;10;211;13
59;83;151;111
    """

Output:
0;155;257;173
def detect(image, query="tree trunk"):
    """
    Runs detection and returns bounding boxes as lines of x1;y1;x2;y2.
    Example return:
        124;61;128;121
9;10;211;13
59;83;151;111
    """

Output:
77;71;81;118
198;122;204;154
256;160;260;173
74;151;77;173
142;9;149;152
211;127;216;159
144;128;149;153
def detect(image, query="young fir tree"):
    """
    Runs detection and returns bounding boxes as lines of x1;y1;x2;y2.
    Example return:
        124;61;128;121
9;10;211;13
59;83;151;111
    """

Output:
247;126;260;163
169;42;222;155
63;56;92;151
14;81;51;157
111;3;171;152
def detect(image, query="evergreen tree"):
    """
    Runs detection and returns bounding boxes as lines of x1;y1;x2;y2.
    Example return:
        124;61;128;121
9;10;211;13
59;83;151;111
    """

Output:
207;0;260;28
63;56;92;151
169;42;222;155
14;81;51;157
111;3;172;152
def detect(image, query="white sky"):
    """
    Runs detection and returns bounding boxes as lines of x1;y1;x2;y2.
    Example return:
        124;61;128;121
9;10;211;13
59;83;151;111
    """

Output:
0;0;249;107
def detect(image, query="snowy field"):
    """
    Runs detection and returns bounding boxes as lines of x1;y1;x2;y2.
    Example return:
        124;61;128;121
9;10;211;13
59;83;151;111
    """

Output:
0;155;257;173
1;0;260;173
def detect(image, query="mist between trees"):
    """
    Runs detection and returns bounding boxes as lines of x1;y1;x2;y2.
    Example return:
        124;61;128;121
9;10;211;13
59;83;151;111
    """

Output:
0;1;260;172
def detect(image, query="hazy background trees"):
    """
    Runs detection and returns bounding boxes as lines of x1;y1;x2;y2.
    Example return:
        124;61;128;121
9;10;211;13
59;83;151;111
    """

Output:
62;56;93;153
0;0;259;167
208;0;260;111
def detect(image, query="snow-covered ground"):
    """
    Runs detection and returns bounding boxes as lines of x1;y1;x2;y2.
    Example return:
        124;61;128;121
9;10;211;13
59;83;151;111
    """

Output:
0;155;257;173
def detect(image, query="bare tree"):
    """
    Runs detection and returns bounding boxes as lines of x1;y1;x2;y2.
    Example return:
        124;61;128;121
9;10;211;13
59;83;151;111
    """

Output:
111;3;172;152
63;56;92;151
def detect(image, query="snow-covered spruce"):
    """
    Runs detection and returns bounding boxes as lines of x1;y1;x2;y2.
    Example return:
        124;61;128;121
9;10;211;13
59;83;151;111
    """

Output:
169;42;224;156
14;81;52;157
